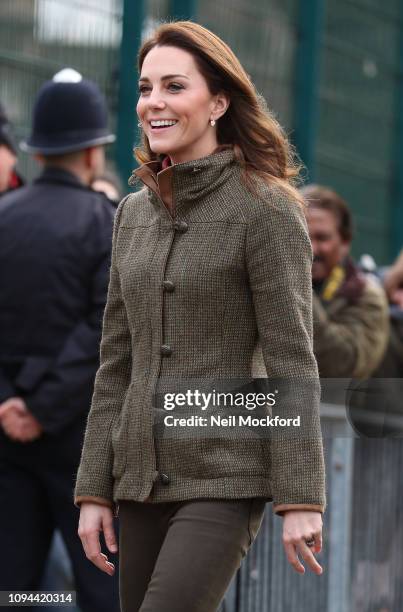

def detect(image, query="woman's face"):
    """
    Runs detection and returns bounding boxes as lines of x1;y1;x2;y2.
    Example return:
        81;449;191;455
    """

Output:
137;45;228;165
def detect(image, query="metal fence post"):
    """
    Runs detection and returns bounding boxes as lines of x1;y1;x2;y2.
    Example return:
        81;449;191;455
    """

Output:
293;0;326;181
116;0;144;186
327;435;354;612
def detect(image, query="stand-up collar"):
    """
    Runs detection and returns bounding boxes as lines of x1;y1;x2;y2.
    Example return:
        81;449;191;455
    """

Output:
129;147;236;216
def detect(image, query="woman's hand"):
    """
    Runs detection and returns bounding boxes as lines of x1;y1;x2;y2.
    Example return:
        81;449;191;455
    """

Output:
78;503;118;576
281;510;323;575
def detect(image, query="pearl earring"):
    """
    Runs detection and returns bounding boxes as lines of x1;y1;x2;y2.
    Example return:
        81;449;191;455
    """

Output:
137;121;142;128
210;118;216;127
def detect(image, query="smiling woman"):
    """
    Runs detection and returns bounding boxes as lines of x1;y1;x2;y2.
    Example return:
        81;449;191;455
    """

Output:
134;21;304;200
74;20;326;612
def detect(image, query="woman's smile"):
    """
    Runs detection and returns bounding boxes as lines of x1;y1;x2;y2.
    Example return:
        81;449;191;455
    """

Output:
148;119;179;133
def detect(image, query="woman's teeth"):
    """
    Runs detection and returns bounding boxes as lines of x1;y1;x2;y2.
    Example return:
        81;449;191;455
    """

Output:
150;120;178;128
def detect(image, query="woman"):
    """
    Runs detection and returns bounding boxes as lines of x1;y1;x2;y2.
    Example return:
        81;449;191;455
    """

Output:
75;21;326;612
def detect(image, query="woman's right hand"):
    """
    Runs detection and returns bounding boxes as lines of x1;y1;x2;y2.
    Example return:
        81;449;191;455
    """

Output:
78;502;118;576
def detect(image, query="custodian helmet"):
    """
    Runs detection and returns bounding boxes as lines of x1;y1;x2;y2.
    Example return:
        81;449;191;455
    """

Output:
20;68;115;155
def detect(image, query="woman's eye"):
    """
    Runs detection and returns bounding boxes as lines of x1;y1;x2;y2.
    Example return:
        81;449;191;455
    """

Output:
138;83;183;94
168;83;184;92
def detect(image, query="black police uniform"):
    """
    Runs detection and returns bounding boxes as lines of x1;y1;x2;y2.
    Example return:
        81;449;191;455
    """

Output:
0;167;119;612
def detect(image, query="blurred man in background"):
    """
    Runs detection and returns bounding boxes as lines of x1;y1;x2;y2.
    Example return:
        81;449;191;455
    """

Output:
0;69;119;612
302;184;389;379
0;102;24;195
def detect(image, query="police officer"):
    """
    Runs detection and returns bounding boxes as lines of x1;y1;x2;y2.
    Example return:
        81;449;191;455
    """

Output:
0;69;120;612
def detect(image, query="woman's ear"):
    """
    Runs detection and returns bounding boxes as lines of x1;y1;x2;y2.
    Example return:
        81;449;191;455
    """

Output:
212;92;230;121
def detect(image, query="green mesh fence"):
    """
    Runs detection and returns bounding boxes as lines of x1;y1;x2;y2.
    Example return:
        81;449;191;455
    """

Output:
316;0;402;263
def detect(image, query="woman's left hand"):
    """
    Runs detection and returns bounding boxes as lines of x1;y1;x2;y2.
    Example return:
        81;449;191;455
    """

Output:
281;510;323;575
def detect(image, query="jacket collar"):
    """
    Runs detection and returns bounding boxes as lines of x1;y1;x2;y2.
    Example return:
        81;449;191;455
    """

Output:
129;147;236;216
34;166;90;191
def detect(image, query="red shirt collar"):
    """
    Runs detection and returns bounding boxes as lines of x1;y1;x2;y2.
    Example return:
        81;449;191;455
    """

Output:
161;156;172;170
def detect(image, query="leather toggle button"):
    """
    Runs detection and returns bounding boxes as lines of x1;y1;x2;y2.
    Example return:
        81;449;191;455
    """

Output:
160;344;172;356
173;220;188;233
160;473;170;485
162;280;175;293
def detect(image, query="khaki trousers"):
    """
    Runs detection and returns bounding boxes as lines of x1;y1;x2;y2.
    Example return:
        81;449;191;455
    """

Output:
118;497;266;612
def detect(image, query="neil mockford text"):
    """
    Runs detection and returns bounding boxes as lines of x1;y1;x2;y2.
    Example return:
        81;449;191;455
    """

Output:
163;414;301;428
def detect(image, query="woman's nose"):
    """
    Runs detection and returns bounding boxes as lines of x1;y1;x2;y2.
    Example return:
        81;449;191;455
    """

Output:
147;90;166;109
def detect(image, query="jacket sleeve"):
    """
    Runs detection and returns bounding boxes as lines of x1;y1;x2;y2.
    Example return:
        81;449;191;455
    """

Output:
21;203;115;434
313;283;389;378
74;197;132;505
246;186;326;516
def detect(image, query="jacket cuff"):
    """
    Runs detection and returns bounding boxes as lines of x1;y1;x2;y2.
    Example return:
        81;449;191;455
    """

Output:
273;503;325;516
74;495;118;516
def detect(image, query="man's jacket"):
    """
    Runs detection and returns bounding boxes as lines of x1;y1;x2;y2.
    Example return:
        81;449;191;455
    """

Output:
313;259;389;378
74;149;326;515
0;166;114;441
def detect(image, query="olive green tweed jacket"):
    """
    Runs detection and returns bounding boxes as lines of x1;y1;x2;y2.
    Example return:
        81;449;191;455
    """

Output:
74;149;326;515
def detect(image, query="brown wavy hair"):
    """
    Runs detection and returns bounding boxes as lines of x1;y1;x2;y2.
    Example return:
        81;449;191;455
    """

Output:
136;21;304;204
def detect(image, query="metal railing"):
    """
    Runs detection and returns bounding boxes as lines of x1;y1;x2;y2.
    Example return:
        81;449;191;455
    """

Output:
220;402;403;612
